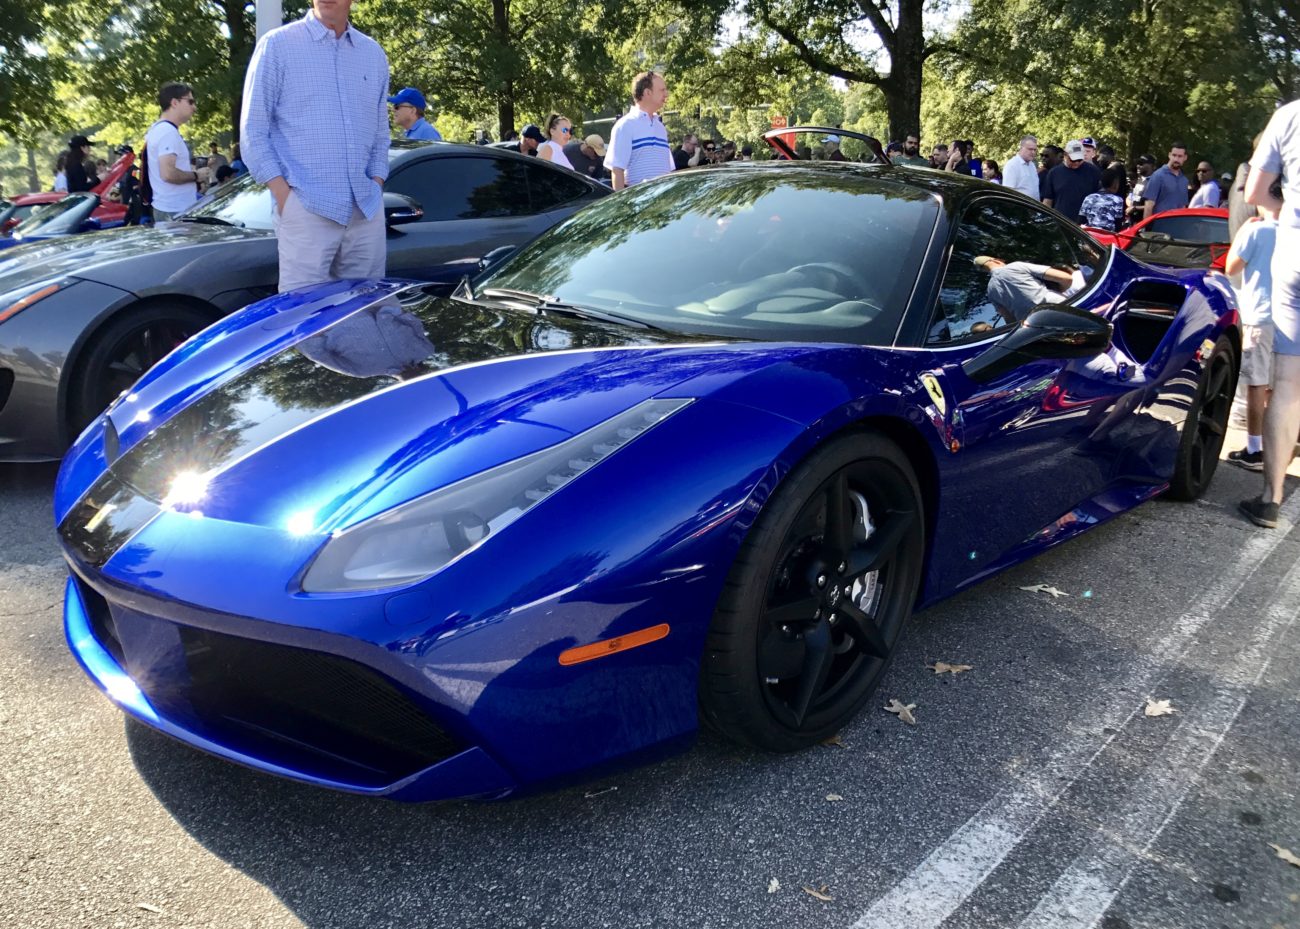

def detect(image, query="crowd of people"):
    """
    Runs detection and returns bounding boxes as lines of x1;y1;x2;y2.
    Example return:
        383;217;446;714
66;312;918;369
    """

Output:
22;0;1300;530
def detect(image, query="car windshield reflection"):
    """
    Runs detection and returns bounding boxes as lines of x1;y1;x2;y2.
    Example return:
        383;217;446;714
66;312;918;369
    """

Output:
478;166;939;346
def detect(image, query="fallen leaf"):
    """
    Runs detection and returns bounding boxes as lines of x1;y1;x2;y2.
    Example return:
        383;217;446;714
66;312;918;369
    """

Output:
826;793;844;802
1019;583;1069;598
821;733;846;748
583;786;618;799
802;884;834;902
1144;698;1176;717
884;699;917;725
767;878;780;894
927;661;973;675
1269;843;1300;868
136;903;164;915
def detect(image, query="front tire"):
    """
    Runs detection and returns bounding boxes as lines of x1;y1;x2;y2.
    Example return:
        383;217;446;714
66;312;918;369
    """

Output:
700;432;925;751
1168;335;1236;501
69;303;213;435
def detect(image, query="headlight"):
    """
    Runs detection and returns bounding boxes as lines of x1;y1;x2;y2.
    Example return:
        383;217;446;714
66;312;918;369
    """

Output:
300;398;692;592
0;277;73;325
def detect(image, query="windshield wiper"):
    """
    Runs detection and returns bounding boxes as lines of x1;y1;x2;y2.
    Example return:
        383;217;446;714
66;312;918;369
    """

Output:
178;215;241;227
480;287;659;330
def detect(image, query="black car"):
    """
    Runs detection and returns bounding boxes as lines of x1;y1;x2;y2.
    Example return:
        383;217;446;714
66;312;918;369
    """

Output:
0;141;607;461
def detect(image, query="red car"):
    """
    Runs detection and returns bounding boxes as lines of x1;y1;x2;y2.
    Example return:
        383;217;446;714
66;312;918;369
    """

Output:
0;151;135;236
1085;206;1230;271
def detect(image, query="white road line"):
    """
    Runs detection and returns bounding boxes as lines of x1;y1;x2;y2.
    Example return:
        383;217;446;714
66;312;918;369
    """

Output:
848;495;1300;929
1015;556;1300;929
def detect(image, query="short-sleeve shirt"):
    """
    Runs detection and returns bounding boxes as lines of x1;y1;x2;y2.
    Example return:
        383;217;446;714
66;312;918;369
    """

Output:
1230;218;1277;325
1043;161;1101;221
1002;154;1040;199
607;107;673;187
1189;180;1221;208
145;120;198;214
1079;191;1125;231
404;118;441;141
565;140;604;179
1142;165;1191;214
986;262;1066;322
1251;100;1300;229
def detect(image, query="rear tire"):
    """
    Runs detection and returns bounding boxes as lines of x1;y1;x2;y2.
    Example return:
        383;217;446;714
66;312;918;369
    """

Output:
69;303;213;435
1168;334;1236;501
700;431;925;751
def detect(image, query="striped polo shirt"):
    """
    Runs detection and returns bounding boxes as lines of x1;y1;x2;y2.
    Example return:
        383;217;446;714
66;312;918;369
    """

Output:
607;106;674;187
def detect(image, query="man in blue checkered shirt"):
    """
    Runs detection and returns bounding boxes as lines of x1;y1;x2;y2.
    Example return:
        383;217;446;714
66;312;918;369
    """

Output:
240;0;391;292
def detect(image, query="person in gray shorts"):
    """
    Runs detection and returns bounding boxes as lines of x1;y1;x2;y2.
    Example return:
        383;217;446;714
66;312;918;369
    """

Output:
1241;100;1300;527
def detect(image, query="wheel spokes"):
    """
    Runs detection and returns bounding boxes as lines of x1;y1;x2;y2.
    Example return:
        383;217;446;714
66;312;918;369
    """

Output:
823;474;852;562
847;508;915;576
764;596;820;628
1206;363;1230;405
838;601;889;658
789;617;834;725
1201;415;1225;438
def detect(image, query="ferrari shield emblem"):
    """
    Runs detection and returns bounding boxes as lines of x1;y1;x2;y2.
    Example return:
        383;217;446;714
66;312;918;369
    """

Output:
920;373;947;416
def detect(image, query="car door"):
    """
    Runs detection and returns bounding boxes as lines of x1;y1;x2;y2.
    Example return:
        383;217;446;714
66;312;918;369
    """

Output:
917;194;1135;586
384;153;553;287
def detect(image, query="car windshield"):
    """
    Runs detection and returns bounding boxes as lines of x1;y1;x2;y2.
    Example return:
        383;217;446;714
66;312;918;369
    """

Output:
1140;215;1229;244
181;173;274;229
16;193;97;236
478;166;939;345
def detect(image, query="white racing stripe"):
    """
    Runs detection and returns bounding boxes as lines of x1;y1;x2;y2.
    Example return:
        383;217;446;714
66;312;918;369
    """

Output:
848;495;1300;929
1015;554;1300;929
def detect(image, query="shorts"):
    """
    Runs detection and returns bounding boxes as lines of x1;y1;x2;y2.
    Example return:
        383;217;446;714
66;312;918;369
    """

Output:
1273;225;1300;355
1240;323;1274;387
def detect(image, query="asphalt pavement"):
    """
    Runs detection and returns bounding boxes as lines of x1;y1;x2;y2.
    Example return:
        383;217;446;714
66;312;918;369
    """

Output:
2;442;1299;929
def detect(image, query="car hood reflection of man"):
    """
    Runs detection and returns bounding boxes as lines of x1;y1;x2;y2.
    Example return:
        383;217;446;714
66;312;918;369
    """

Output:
297;297;439;379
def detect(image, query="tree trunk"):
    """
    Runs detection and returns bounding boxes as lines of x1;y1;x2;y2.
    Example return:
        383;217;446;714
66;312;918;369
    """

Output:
884;0;926;142
25;147;39;193
225;0;253;143
493;0;514;139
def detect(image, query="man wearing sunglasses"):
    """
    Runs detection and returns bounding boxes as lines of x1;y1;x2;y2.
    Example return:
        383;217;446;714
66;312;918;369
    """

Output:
1189;160;1222;207
143;82;200;222
388;87;442;141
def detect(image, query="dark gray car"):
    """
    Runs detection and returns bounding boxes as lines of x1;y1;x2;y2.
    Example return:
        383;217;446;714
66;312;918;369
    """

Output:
0;141;606;461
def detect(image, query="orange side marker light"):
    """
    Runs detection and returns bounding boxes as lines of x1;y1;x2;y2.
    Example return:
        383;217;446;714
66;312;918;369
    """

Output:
558;623;670;666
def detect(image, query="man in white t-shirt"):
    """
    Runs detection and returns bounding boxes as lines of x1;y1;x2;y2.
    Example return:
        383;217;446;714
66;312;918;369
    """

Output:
144;82;200;222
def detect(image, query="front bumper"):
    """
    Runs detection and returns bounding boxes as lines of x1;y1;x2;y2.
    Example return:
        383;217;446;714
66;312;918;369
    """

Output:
63;571;518;801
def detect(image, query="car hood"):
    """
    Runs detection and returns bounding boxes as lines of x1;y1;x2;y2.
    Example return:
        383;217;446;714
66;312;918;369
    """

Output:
0;220;262;295
57;280;820;537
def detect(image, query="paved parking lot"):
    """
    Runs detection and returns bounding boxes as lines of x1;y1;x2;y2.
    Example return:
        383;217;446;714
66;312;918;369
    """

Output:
2;442;1299;929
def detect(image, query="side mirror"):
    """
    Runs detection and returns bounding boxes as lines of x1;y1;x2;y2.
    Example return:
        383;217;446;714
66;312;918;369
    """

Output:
383;191;423;227
962;304;1112;384
478;245;516;273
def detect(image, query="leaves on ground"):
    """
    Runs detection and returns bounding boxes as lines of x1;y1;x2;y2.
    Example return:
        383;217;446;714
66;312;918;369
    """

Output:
802;884;834;902
884;699;917;725
927;661;973;675
821;733;846;748
767;878;780;894
826;793;844;802
1269;843;1300;868
136;903;164;914
1144;698;1176;717
583;786;618;798
1019;583;1069;598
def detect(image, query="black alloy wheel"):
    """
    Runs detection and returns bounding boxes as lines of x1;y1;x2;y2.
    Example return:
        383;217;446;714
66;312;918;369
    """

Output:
70;304;213;435
1168;334;1237;501
700;432;925;751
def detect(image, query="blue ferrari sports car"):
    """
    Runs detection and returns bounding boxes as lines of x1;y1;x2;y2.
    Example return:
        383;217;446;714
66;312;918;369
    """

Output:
56;161;1239;801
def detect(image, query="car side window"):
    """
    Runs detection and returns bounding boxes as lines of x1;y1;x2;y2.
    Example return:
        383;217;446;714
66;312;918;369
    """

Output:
928;197;1099;345
526;163;593;212
386;156;532;222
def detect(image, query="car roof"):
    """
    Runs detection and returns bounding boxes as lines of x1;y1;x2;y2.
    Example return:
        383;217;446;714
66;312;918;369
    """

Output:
388;139;558;168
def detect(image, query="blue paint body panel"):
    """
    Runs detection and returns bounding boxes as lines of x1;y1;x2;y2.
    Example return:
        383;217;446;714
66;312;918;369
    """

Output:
55;168;1239;800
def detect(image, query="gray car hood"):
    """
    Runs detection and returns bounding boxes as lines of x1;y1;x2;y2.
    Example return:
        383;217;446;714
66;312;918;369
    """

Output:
0;221;266;295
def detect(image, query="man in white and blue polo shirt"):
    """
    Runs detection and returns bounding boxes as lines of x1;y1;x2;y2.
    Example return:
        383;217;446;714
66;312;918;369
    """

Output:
607;71;674;190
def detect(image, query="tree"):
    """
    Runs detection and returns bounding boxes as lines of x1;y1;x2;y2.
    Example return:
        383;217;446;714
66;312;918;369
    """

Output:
743;0;942;141
1239;0;1300;100
0;0;69;141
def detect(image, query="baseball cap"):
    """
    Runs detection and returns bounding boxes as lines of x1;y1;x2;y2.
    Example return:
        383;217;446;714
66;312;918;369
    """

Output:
584;134;606;156
1137;154;1156;165
973;255;1002;269
70;134;95;148
521;124;546;143
1080;137;1096;148
1064;140;1086;162
387;87;427;110
823;134;841;143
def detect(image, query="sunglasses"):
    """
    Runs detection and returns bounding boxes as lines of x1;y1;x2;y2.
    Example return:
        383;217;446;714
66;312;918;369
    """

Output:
560;126;571;134
1196;168;1212;173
